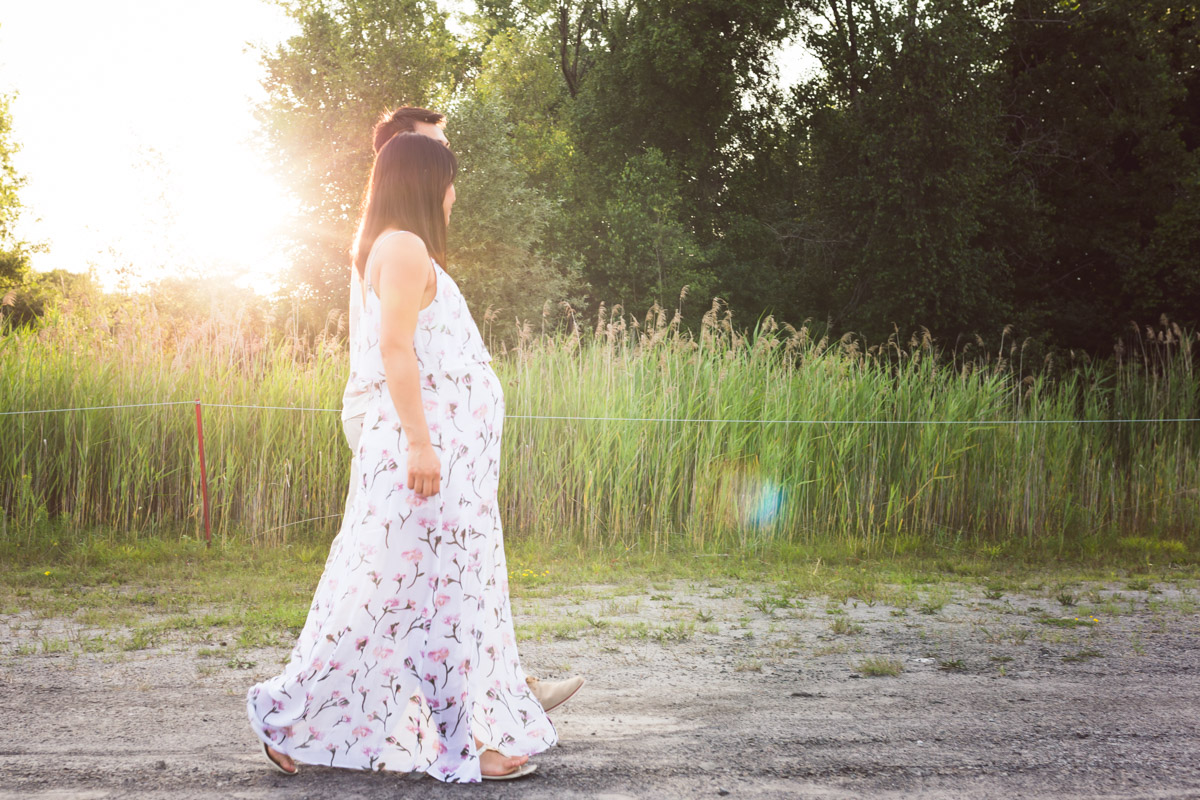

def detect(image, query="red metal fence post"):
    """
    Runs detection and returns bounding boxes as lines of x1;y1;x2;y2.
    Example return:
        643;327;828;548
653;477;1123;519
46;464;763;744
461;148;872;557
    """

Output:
194;399;212;546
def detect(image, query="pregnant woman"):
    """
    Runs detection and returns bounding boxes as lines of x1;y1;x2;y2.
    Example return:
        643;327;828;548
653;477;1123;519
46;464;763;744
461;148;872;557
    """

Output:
246;132;555;781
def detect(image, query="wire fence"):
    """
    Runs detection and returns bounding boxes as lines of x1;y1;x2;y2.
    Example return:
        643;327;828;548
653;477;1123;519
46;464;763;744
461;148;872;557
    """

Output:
5;400;1199;425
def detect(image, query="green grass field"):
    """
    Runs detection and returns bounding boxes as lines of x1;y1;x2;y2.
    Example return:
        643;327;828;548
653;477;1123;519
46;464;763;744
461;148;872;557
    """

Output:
2;295;1198;563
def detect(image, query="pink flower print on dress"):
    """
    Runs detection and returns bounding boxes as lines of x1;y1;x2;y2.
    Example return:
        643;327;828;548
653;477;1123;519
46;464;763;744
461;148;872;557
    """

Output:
428;647;450;663
402;549;422;563
435;593;451;608
355;636;369;651
373;645;394;659
353;725;372;738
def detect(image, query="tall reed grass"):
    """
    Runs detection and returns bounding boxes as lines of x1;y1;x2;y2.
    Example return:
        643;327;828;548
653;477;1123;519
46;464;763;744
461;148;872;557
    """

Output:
2;291;1197;558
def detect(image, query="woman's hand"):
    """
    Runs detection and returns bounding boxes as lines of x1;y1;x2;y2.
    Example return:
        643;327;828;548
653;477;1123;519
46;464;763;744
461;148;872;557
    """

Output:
407;441;441;498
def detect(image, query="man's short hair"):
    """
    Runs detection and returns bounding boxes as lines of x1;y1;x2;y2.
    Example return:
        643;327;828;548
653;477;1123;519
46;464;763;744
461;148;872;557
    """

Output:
373;106;446;154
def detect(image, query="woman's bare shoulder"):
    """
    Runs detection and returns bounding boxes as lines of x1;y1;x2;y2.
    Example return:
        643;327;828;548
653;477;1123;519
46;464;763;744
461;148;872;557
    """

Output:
373;231;431;288
375;230;429;264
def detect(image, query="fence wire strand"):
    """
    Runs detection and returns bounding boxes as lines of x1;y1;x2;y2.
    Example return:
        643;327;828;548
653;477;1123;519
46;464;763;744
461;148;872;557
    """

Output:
2;400;1197;425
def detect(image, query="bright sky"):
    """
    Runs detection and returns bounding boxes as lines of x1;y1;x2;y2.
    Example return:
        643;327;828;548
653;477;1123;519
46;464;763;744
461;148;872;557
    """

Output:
0;2;811;296
0;0;298;293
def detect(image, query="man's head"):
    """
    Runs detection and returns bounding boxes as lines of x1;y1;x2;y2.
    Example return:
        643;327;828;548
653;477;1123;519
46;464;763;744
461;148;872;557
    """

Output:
373;106;448;154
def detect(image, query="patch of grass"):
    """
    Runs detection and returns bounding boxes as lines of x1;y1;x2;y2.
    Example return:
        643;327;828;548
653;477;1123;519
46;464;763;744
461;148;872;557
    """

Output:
829;617;863;635
1119;537;1187;560
980;625;1028;644
599;598;641;616
515;617;591;642
653;621;695;643
748;592;793;616
857;657;904;677
609;621;651;640
938;658;967;672
80;634;107;653
1062;648;1103;663
40;637;71;654
734;659;763;672
123;626;163;651
1037;615;1098;629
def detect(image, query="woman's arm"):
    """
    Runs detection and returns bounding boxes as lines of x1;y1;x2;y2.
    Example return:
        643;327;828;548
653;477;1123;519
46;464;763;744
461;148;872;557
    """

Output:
373;231;440;498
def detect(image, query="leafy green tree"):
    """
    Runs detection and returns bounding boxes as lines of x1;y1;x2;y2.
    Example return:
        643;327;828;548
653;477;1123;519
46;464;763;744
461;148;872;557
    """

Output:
472;1;800;320
442;91;586;336
592;148;710;310
0;91;32;289
256;0;464;322
790;0;1025;342
1001;0;1200;349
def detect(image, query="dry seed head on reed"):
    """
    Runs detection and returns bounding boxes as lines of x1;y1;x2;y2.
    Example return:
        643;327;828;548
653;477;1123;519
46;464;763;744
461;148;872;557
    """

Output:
325;308;342;338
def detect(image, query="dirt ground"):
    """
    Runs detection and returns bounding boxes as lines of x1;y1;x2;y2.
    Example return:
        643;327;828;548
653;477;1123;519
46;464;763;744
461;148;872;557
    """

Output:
2;575;1199;799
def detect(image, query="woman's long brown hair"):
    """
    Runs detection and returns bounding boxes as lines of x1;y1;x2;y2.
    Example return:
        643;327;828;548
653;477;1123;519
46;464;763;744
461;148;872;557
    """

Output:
351;131;457;278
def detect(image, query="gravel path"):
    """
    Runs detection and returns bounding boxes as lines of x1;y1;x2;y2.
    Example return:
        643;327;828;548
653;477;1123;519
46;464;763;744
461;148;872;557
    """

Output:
2;577;1199;799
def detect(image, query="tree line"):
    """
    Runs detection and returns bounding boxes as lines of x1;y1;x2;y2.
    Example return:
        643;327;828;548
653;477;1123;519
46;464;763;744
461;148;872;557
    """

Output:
4;1;1198;355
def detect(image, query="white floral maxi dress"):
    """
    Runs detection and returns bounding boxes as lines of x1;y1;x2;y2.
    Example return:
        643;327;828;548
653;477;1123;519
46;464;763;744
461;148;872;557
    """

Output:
246;235;557;782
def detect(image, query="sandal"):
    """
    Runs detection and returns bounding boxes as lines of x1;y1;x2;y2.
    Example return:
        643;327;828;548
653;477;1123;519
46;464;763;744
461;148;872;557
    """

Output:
480;749;537;781
261;741;299;776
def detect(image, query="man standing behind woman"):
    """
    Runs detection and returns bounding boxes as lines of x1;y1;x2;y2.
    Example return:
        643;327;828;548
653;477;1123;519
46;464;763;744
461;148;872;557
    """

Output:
340;106;585;717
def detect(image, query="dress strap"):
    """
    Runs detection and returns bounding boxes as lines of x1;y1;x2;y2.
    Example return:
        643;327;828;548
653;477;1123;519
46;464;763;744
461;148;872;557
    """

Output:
364;230;415;291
